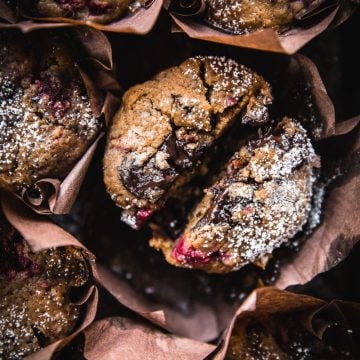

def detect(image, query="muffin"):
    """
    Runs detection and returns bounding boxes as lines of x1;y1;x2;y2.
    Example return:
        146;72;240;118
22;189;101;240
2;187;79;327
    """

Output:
0;32;101;194
226;311;354;359
35;0;144;24
151;118;320;273
104;56;273;229
205;0;323;35
0;212;90;359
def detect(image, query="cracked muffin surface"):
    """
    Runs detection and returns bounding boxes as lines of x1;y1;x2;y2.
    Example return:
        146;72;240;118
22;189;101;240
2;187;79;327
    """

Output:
205;0;323;34
151;118;319;273
226;312;354;359
0;32;101;193
0;213;90;359
104;56;272;229
35;0;144;24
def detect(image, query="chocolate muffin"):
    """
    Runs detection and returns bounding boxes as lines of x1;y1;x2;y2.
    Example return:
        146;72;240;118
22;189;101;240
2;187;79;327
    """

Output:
0;33;101;194
151;118;320;273
35;0;144;24
104;56;273;229
226;312;354;359
0;213;90;359
205;0;323;35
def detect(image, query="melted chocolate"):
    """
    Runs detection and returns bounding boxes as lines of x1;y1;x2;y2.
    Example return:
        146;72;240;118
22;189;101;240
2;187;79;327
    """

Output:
164;133;193;170
120;128;209;202
120;162;178;202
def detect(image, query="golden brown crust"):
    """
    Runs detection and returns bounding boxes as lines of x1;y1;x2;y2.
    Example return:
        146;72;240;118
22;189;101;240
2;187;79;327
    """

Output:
0;213;90;359
226;317;288;360
0;33;101;193
35;0;137;24
226;311;353;359
205;0;323;35
151;118;319;273
104;56;272;228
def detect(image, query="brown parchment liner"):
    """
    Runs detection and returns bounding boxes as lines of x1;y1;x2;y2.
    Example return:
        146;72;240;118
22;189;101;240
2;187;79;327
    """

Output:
67;316;216;359
275;115;360;289
209;287;360;359
89;55;360;343
165;0;358;54
93;264;226;341
0;194;99;360
0;0;162;34
1;27;120;215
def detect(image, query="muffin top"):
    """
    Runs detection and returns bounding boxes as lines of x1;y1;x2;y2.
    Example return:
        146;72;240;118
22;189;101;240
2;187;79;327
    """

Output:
227;311;354;359
104;56;272;228
151;118;320;273
35;0;142;24
205;0;322;34
0;212;90;359
0;32;101;193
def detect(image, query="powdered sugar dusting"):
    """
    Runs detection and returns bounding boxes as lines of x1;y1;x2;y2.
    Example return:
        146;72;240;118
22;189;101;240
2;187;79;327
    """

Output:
0;234;88;359
227;312;353;359
114;56;272;226
182;56;272;117
0;41;100;191
181;118;320;271
204;0;313;35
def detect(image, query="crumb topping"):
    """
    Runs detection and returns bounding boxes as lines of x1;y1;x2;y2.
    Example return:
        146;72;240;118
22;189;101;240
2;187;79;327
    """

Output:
227;312;353;359
105;56;272;228
186;118;318;270
0;35;101;192
35;0;142;24
204;0;318;34
151;117;321;273
0;219;89;359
